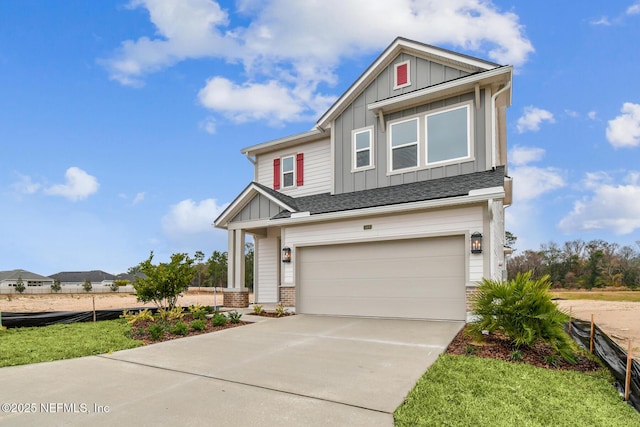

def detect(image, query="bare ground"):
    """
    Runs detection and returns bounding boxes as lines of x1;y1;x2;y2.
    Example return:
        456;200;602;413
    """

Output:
0;291;224;313
554;299;640;356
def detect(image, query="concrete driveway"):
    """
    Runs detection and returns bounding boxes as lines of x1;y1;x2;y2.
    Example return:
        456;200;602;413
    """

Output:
0;315;462;426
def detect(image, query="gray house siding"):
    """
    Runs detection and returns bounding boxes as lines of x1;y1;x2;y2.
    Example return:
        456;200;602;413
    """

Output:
231;194;283;223
333;53;487;195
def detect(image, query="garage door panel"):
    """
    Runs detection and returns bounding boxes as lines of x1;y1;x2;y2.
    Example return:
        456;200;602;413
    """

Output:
298;237;466;321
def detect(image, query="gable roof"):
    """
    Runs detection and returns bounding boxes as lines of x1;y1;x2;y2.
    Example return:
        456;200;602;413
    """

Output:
49;270;116;282
215;167;506;228
0;269;53;282
316;36;504;129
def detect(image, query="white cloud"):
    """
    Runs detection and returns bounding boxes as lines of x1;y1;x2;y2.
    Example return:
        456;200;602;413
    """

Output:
511;166;565;202
558;172;640;235
199;116;217;134
516;106;555;133
587;111;597;120
590;16;611;26
509;146;545;166
44;167;99;201
606;102;640;148
11;173;41;194
104;0;534;124
132;192;146;205
162;198;228;238
627;3;640;15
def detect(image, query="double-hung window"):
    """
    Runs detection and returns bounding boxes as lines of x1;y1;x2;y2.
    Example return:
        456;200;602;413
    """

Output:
425;105;470;165
353;127;373;170
390;117;419;171
281;155;295;188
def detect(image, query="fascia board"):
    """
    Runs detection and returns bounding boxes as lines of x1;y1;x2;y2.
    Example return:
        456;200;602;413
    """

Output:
241;128;326;156
213;184;297;229
316;38;501;129
266;188;506;227
368;67;512;114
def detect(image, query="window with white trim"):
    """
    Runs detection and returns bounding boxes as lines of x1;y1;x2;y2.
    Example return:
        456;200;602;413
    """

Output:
425;105;470;165
352;127;373;170
393;60;411;90
390;117;419;171
281;155;295;188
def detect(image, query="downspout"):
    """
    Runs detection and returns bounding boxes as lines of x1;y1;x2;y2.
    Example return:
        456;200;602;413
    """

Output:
245;154;257;182
490;82;511;169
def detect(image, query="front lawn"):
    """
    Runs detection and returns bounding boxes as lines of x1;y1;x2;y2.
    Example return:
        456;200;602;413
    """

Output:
0;320;142;367
551;290;640;302
394;354;640;426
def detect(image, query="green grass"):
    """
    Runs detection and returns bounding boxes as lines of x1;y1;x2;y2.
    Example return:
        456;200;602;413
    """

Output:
551;290;640;302
0;320;142;367
395;354;640;427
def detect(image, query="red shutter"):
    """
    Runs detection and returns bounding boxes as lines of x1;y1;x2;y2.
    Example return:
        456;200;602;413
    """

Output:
296;153;304;186
396;63;408;86
273;158;280;190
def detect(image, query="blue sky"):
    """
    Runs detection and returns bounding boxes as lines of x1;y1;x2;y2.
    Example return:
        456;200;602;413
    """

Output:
1;1;639;275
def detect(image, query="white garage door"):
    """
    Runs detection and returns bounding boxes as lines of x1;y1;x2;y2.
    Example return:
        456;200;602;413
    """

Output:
297;236;465;320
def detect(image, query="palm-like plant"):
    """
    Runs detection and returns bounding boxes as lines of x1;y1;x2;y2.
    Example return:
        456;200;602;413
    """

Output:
468;271;576;363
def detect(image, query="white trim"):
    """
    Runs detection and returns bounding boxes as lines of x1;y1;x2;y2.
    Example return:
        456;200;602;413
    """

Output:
281;155;296;188
241;128;326;156
369;66;512;115
351;126;375;172
424;104;472;166
388;117;420;172
393;60;411;90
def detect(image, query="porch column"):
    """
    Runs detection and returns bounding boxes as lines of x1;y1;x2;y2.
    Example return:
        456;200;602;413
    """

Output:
224;229;249;308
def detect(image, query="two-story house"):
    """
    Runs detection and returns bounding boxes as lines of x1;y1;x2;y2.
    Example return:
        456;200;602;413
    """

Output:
214;37;512;321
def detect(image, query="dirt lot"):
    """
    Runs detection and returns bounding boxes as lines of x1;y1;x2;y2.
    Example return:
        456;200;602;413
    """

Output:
554;299;640;356
0;291;224;313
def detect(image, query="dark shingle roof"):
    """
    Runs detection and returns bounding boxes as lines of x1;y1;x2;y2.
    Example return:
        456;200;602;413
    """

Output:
270;167;505;219
49;270;116;282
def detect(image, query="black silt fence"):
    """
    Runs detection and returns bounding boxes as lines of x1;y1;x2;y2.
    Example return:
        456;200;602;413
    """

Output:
567;318;640;412
1;307;161;328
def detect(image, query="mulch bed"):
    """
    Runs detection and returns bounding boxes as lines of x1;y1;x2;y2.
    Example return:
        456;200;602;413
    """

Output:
129;313;250;345
445;325;602;373
253;311;295;318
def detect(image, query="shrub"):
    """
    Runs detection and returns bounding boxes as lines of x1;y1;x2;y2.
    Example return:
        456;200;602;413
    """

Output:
468;271;576;363
51;279;61;293
227;311;242;324
121;309;154;325
170;321;189;336
156;306;184;322
188;304;208;320
190;320;206;331
15;276;25;294
110;282;119;292
275;303;287;317
82;278;92;293
148;324;165;340
510;350;523;361
252;305;263;315
211;312;227;327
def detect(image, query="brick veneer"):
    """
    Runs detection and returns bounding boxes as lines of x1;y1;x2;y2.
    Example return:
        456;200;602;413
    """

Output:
223;289;249;308
465;286;478;313
279;287;295;307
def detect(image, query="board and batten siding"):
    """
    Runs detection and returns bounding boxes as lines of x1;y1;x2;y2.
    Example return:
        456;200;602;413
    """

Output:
332;52;489;195
281;205;485;286
256;138;331;197
230;193;284;223
255;232;279;303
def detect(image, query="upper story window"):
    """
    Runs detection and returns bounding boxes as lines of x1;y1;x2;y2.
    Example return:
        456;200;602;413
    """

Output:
425;105;470;164
352;127;374;170
273;153;304;190
282;155;295;187
393;60;411;90
390;117;419;171
387;102;472;174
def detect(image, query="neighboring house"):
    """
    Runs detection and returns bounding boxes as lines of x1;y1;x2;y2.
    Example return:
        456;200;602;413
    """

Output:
0;269;54;287
214;37;513;321
49;270;117;288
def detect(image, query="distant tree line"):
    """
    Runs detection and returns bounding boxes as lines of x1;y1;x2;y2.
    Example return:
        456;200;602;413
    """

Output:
507;238;640;289
129;243;254;290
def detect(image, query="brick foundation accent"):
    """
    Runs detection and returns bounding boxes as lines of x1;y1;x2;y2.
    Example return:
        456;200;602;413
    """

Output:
279;287;295;307
465;286;479;313
223;289;249;308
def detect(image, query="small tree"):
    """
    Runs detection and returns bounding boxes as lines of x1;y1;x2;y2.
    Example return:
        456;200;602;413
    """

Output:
82;278;93;293
15;275;25;294
51;279;61;293
133;252;195;310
